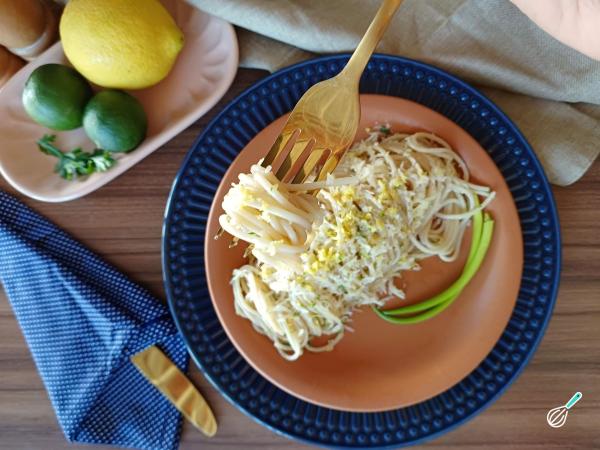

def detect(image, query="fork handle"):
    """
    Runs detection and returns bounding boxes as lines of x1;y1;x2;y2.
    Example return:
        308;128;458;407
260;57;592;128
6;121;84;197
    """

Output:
341;0;404;83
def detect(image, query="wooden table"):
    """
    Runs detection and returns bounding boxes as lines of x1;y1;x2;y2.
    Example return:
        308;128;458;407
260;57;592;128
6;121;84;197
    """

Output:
1;69;598;450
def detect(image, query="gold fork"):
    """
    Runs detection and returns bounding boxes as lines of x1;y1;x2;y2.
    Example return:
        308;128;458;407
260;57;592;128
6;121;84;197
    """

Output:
217;0;402;240
262;0;404;184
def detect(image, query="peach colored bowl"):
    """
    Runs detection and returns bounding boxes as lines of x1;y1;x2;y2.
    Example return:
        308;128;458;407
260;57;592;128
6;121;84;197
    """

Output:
205;95;523;412
0;0;238;202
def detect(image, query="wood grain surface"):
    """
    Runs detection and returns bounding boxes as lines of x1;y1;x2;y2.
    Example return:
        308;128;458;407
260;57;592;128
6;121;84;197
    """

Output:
0;69;598;450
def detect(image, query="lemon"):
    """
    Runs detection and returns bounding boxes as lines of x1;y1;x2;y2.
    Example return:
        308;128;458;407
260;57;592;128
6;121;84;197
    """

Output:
60;0;184;89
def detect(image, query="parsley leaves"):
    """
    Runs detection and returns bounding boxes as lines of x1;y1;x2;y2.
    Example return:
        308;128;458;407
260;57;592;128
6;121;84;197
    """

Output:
37;134;116;181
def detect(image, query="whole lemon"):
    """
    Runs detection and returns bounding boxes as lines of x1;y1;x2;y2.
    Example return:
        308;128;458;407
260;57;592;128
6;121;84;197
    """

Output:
60;0;184;89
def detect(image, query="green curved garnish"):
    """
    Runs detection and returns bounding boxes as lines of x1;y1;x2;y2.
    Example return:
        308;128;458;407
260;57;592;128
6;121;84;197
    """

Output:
372;206;495;324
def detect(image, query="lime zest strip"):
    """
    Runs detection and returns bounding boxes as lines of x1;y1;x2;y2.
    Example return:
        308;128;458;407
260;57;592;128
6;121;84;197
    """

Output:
372;200;495;325
382;209;485;316
373;215;494;324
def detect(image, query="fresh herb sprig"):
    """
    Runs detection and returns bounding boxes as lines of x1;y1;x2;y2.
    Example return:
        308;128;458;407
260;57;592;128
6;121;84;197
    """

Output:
378;124;391;136
37;134;116;181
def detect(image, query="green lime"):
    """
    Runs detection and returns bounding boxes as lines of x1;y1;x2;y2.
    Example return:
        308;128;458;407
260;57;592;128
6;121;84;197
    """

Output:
83;90;147;152
22;63;93;130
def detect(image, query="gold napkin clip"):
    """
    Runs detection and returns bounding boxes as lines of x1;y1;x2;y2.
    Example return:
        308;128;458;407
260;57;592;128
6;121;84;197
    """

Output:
131;345;217;437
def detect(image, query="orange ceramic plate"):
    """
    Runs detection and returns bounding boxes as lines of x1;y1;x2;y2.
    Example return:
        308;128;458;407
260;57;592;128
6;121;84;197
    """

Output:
205;95;523;412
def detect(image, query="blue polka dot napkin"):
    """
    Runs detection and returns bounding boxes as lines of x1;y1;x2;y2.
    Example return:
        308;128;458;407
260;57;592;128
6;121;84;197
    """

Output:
0;191;188;450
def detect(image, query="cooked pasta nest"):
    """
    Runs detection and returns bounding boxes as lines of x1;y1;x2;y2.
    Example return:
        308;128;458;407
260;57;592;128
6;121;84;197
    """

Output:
219;129;495;360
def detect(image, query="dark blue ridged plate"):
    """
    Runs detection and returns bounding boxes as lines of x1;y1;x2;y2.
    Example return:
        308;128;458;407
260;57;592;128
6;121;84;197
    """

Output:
162;54;561;448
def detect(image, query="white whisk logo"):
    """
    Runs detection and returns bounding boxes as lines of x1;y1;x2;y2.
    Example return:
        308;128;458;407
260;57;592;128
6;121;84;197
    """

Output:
546;392;583;428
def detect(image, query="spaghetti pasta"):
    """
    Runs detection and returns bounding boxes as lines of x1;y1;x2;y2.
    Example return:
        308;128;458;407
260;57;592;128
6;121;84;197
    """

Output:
220;129;495;360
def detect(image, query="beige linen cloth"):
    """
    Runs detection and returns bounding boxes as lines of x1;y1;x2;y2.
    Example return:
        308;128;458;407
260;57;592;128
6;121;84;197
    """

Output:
189;0;600;186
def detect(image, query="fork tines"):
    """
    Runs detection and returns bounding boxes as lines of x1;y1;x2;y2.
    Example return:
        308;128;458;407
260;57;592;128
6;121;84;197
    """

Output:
262;128;331;184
